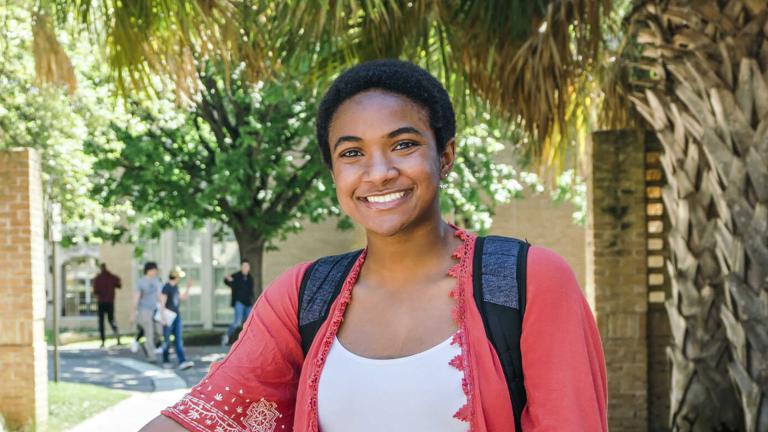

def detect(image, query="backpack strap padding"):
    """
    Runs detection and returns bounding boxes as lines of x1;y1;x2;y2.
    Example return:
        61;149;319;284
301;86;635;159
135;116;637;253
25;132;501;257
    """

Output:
473;235;530;431
479;236;524;308
298;250;363;355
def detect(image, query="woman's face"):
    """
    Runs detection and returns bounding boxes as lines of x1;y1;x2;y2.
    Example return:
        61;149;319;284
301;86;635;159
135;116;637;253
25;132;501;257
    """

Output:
328;90;454;237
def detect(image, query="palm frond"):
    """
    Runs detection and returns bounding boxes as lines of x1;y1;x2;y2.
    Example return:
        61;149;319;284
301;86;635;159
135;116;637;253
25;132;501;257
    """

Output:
34;0;610;172
45;0;257;96
270;0;610;170
32;10;76;94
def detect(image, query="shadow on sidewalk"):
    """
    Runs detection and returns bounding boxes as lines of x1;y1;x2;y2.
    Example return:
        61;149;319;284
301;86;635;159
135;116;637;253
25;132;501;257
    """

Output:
47;344;229;392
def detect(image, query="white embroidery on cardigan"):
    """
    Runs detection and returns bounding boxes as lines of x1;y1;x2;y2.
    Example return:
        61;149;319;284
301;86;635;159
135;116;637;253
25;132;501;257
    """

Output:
166;395;240;432
244;398;280;432
168;395;282;432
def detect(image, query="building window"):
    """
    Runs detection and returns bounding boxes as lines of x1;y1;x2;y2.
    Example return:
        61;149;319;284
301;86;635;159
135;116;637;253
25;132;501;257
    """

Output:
61;257;98;317
176;227;204;324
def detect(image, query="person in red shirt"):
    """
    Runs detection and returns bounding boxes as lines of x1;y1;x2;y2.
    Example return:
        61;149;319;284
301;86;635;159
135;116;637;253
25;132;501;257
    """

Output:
92;263;122;348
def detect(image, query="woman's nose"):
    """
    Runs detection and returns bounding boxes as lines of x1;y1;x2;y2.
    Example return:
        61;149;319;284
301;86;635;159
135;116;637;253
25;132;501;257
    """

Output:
363;154;398;184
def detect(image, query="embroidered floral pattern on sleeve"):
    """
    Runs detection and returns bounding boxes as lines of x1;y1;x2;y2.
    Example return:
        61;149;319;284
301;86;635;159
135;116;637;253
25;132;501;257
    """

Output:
163;380;282;432
244;399;281;432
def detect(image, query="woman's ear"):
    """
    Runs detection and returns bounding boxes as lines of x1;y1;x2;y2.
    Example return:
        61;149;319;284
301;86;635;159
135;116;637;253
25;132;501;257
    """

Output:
439;138;456;178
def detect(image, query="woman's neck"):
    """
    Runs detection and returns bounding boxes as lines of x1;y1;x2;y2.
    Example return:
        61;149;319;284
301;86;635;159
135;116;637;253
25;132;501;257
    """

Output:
363;217;458;286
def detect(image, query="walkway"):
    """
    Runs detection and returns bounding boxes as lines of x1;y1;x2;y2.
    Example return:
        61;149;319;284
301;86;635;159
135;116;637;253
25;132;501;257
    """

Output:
49;344;228;431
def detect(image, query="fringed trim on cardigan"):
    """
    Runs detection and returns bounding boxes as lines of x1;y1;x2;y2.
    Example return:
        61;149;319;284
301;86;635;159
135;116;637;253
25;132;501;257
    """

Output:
448;228;475;430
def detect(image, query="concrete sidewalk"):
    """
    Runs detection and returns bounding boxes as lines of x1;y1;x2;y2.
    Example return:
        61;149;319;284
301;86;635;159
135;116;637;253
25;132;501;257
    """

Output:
50;344;228;431
67;389;188;432
65;355;188;431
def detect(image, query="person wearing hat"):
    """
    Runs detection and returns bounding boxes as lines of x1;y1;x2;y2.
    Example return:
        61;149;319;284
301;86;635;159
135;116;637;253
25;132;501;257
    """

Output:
160;266;194;370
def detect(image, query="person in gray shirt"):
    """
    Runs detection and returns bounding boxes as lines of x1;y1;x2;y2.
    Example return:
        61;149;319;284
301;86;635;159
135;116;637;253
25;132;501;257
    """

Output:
132;261;164;363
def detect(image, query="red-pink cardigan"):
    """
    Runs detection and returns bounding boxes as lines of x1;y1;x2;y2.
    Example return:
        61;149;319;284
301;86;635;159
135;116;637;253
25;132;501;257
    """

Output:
162;229;607;431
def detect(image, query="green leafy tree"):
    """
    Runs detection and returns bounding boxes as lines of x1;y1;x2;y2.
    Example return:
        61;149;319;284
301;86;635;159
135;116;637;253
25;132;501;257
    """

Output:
0;3;124;245
92;63;336;295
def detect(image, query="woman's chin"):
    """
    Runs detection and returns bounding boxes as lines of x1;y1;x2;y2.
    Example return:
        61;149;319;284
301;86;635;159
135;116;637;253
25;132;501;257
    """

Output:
360;219;412;238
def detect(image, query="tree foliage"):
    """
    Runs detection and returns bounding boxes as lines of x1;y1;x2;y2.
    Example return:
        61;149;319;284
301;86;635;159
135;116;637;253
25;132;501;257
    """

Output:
0;3;125;244
93;62;338;249
34;0;610;171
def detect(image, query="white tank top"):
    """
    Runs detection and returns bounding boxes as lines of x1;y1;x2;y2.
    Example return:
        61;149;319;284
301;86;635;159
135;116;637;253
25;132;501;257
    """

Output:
317;334;468;432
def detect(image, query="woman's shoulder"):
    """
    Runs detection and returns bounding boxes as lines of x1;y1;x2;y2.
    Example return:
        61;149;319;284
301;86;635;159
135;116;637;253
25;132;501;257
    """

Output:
525;245;583;301
526;245;574;274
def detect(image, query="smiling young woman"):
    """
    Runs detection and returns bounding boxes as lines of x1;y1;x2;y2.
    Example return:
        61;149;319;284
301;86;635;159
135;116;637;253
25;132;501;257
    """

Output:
140;60;607;432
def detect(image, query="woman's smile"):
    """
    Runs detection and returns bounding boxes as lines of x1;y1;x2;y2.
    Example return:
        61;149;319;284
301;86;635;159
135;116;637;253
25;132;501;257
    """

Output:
358;188;413;210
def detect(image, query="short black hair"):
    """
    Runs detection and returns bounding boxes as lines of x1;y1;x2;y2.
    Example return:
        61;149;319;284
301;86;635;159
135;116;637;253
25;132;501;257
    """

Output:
240;259;249;265
316;59;456;167
143;262;158;274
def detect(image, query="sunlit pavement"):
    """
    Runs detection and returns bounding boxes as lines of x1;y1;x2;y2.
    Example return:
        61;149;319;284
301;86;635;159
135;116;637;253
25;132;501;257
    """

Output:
48;347;154;392
67;389;189;432
48;344;228;390
48;344;229;431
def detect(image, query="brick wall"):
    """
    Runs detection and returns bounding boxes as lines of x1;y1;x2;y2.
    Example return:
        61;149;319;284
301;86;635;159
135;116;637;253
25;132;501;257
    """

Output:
645;136;672;431
587;130;649;431
99;242;135;338
0;148;48;430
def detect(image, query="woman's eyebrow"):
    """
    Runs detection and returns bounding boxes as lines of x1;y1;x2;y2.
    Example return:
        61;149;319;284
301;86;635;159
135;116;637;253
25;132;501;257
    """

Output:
386;126;423;139
333;135;362;150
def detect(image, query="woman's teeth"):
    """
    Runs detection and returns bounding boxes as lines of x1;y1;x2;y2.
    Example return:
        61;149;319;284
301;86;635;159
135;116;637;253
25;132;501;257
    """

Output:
366;191;406;203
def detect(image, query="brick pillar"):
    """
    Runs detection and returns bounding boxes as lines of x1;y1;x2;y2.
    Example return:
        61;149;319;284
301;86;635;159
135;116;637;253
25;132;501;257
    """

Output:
0;148;48;430
587;130;648;431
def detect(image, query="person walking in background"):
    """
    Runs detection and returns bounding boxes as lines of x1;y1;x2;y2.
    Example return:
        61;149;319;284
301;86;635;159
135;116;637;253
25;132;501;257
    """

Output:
221;259;254;345
91;263;122;348
160;266;194;370
132;262;163;364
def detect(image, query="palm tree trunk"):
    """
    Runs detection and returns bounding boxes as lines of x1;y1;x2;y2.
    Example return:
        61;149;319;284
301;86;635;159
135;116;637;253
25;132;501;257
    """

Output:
628;1;768;430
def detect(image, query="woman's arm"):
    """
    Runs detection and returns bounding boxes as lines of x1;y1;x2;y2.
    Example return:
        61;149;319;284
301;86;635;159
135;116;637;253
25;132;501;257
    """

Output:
139;415;186;431
520;246;608;431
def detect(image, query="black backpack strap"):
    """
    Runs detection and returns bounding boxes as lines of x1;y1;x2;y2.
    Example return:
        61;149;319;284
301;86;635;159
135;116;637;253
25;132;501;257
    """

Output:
298;250;364;356
473;235;530;431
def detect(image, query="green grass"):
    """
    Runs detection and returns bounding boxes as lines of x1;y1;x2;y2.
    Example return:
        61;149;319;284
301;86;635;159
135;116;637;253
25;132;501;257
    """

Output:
47;381;130;432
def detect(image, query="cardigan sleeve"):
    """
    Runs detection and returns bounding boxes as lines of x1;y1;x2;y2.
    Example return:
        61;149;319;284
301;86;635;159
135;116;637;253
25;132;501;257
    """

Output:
161;262;311;432
519;246;608;431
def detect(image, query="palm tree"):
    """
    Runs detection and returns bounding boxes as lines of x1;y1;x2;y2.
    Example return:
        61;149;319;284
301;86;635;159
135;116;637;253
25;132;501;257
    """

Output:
34;0;606;167
27;0;768;429
623;2;768;430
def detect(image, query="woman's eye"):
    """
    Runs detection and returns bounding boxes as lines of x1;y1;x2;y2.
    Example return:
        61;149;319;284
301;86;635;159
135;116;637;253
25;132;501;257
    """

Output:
340;149;362;158
394;140;418;151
